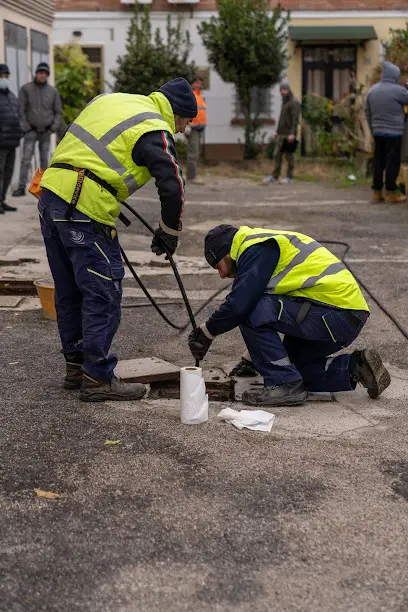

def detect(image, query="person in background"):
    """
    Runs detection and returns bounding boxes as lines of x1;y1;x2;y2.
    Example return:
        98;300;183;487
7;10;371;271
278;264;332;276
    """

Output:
365;61;408;204
0;64;21;213
264;81;300;185
185;75;207;185
12;62;62;197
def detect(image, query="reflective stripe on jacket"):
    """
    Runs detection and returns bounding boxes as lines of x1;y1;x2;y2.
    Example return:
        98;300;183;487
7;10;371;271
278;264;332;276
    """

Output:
191;90;207;127
230;226;369;312
41;92;175;227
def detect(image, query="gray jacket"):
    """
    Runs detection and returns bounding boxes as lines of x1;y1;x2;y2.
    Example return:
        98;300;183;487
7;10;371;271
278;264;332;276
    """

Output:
19;81;62;134
365;62;408;136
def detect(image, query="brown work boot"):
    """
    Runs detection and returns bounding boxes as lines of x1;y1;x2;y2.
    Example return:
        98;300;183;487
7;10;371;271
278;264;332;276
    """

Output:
349;349;391;399
80;374;146;402
372;190;384;203
384;191;407;204
63;364;83;390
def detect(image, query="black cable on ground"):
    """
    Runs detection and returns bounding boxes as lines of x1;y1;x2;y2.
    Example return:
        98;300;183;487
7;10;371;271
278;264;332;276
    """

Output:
120;200;408;350
319;240;408;341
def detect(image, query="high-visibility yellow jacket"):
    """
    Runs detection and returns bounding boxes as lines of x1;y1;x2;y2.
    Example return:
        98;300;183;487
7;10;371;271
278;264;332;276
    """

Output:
191;90;207;127
230;226;369;311
41;92;175;227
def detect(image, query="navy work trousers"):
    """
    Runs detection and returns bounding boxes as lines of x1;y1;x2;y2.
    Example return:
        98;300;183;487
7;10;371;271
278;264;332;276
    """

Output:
38;189;124;381
240;295;368;392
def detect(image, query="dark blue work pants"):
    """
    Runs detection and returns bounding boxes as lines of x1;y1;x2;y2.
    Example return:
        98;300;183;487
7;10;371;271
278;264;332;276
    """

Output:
38;189;124;381
240;295;368;392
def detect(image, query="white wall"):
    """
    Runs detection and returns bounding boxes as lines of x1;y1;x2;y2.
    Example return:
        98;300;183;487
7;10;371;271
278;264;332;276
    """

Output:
53;10;281;146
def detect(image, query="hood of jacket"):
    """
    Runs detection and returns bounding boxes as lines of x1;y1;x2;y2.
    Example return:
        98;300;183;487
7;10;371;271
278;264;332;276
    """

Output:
381;61;400;84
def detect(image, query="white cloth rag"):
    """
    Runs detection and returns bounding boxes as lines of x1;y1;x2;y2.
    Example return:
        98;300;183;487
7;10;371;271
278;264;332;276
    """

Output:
217;407;275;432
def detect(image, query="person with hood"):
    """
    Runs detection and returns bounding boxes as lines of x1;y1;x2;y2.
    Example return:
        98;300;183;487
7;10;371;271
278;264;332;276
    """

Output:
365;61;408;204
264;81;300;185
12;62;62;197
188;224;390;407
0;64;22;213
38;78;197;402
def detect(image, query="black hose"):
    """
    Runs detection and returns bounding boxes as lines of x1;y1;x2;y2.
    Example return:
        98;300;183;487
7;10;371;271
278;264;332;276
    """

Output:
319;240;408;341
120;201;408;353
120;200;200;366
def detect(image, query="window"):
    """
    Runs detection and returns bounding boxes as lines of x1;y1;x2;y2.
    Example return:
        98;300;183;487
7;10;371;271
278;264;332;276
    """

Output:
235;87;272;119
4;21;28;96
302;45;357;101
81;46;104;95
31;30;49;74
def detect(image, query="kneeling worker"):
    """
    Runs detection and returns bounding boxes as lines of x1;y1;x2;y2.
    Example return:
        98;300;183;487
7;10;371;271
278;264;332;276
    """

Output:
38;78;197;402
188;225;391;406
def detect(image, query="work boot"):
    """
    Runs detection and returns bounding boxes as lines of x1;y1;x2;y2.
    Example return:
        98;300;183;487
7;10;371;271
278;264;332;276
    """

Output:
372;190;384;203
63;365;83;390
229;357;258;377
242;380;307;407
12;187;25;197
384;191;406;204
1;201;17;211
80;374;146;402
349;348;391;399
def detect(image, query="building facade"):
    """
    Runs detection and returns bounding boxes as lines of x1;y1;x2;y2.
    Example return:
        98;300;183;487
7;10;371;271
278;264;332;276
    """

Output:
0;0;55;96
53;0;408;158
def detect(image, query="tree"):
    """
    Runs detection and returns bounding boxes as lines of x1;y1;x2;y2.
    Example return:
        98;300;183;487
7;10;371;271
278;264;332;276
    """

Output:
384;23;408;81
198;0;289;159
54;43;96;129
112;6;196;95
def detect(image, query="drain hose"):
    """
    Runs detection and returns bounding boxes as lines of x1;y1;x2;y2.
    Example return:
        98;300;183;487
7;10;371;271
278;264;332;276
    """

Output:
120;202;408;350
120;200;200;366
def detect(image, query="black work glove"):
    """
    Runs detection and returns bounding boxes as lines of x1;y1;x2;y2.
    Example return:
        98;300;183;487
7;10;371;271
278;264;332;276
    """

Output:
151;226;178;257
188;327;213;361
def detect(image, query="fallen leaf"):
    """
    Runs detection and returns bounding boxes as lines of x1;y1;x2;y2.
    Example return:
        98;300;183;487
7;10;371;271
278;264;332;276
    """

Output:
104;439;121;446
34;488;63;499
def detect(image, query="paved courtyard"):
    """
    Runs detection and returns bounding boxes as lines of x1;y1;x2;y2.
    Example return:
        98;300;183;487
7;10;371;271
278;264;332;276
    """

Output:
1;175;408;612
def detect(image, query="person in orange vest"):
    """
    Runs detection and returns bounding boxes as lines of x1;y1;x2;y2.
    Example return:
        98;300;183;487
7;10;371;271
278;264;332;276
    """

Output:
186;75;207;185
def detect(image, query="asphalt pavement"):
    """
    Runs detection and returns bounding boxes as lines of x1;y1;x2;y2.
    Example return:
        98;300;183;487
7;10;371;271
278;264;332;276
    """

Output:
1;176;408;612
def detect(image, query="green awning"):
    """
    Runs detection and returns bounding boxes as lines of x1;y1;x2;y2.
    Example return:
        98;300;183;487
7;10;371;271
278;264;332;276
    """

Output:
288;26;377;42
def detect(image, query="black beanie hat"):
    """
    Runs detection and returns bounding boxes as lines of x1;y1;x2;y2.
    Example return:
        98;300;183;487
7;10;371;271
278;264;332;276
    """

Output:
36;62;50;74
158;78;198;119
0;64;10;75
204;225;238;268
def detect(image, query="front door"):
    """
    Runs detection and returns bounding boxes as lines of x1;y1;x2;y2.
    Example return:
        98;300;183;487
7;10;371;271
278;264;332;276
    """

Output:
302;45;357;101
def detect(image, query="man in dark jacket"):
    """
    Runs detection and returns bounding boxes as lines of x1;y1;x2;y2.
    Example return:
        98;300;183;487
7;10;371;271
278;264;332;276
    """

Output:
0;64;22;213
365;61;408;204
264;81;300;185
12;62;62;197
188;224;390;407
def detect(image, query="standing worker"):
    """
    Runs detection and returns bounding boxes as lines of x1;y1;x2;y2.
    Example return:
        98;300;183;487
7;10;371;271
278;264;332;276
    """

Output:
38;78;197;402
263;81;300;185
189;224;390;406
365;61;408;204
0;64;22;213
186;75;207;185
12;62;62;197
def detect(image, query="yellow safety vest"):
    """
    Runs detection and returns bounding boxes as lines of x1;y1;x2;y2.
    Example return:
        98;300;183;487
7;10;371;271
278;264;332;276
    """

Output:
41;92;176;227
230;226;369;311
